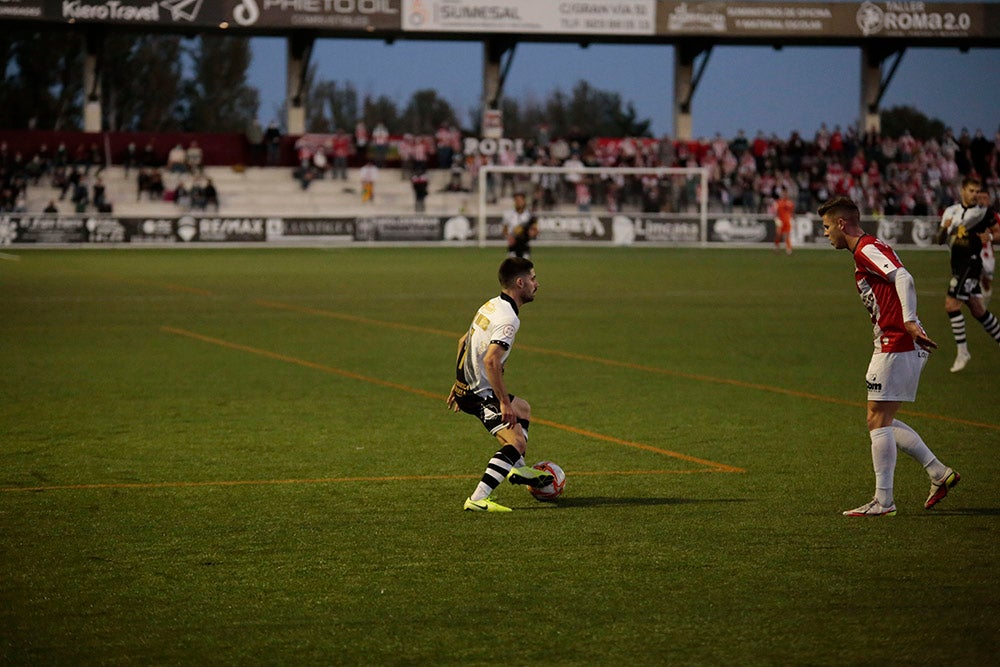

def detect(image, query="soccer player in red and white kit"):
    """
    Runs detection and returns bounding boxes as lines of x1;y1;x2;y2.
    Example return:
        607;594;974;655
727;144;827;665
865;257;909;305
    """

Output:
819;197;960;516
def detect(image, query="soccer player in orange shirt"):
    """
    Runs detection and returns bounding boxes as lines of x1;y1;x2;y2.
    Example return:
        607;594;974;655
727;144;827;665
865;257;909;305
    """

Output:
774;187;795;254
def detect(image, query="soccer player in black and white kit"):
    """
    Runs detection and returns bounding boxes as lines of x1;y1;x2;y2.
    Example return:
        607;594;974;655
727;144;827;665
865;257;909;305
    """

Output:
447;258;553;511
937;176;1000;372
501;192;538;259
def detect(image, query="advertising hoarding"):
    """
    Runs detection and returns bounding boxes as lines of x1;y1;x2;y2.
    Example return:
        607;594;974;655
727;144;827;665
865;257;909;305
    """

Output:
0;0;44;19
224;0;401;30
401;0;656;35
21;0;401;30
0;213;944;248
656;2;993;39
4;1;996;40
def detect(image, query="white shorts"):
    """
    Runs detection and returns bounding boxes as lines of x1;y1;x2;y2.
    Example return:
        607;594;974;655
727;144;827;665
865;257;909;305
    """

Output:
865;349;928;402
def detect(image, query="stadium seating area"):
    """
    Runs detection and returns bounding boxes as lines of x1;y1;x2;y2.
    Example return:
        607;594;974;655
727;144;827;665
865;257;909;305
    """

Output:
5;125;998;219
23;166;479;218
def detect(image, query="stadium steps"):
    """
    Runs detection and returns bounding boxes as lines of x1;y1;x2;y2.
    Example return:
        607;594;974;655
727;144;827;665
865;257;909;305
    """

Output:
24;166;480;218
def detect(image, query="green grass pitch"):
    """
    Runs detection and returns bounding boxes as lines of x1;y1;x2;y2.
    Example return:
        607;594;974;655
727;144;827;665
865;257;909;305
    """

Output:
1;246;998;664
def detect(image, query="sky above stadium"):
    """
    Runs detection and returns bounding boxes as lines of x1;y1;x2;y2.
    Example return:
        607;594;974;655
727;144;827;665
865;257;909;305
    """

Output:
247;37;1000;139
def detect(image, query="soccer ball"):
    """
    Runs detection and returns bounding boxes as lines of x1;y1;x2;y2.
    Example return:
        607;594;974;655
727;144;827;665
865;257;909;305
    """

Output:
528;461;566;501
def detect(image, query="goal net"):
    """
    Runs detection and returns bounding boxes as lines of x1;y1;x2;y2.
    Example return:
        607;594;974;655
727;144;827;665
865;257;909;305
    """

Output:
476;164;710;247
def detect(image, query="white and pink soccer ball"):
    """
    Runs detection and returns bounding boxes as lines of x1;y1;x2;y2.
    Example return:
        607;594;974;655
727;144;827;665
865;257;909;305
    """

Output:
528;461;566;501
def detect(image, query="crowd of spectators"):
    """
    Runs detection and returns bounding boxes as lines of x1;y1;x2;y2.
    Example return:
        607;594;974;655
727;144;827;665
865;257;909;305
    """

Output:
285;121;999;218
0;139;108;214
292;123;462;189
2;123;997;218
465;123;1000;217
0;138;221;214
143;140;218;210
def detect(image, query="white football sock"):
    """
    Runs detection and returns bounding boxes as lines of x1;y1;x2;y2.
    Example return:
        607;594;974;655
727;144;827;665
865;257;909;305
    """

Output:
892;419;946;480
870;426;896;506
471;481;494;501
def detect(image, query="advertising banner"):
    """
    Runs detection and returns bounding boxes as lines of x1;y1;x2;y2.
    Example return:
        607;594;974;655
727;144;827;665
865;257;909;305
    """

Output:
9;1;998;39
656;2;993;39
176;215;268;242
402;0;656;35
224;0;401;30
0;0;44;19
49;0;224;26
270;216;444;242
704;214;941;248
276;218;356;240
122;217;179;243
0;214;946;248
617;214;701;244
1;215;90;243
532;213;613;242
354;216;442;242
0;215;270;243
31;0;401;30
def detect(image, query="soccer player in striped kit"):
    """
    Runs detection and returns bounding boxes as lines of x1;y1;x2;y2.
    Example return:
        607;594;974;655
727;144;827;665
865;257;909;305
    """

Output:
820;197;959;516
447;258;553;512
936;176;1000;372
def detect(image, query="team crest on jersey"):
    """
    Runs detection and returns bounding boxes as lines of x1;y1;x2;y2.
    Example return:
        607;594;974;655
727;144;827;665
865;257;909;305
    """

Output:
501;324;516;339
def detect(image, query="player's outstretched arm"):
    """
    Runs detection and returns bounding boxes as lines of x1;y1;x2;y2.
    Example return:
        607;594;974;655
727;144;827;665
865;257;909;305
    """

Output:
894;268;937;351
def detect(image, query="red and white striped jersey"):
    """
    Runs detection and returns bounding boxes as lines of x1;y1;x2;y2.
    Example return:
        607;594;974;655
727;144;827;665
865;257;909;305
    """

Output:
853;235;914;353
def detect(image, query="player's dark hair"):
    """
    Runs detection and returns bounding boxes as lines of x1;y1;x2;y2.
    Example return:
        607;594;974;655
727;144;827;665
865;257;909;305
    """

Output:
961;175;982;189
817;196;859;221
498;257;533;288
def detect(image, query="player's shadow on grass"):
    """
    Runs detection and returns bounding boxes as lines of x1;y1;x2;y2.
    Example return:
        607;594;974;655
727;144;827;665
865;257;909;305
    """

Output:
922;507;1000;517
521;497;748;510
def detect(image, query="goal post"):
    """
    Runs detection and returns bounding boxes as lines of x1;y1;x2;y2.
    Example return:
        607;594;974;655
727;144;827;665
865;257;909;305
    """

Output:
476;164;710;247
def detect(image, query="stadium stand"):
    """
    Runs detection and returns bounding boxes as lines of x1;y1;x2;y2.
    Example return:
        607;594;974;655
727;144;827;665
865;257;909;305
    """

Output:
20;166;475;217
4;126;998;218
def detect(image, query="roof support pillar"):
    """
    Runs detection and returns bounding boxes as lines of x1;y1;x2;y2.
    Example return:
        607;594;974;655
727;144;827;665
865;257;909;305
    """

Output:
286;32;315;135
674;43;711;140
